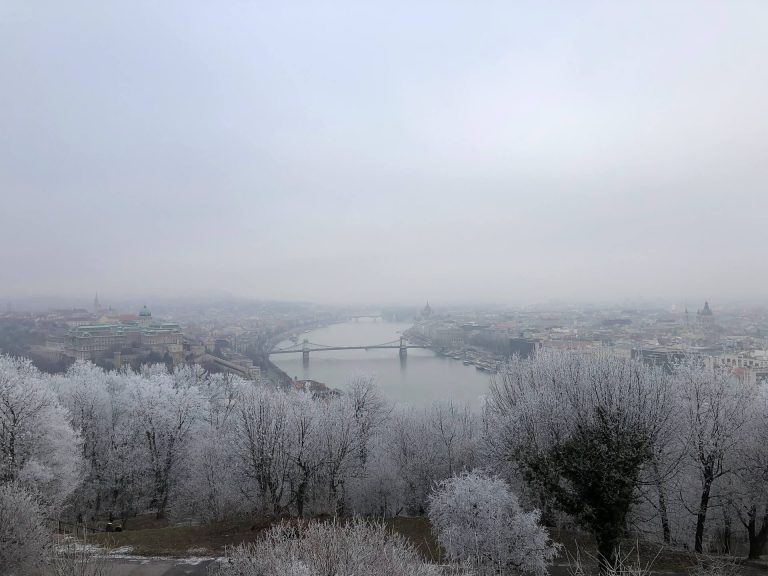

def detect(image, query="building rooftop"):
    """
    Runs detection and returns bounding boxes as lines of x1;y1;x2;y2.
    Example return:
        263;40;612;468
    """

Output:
73;324;124;332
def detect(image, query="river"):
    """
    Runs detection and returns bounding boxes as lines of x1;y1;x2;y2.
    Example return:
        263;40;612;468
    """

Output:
271;319;493;409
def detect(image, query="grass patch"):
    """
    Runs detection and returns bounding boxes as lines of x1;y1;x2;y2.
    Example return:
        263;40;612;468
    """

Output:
384;516;442;562
87;516;437;558
89;518;275;557
85;516;766;575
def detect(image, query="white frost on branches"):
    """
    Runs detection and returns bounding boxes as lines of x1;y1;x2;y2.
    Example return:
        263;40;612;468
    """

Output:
0;481;50;576
428;470;559;575
0;355;82;509
216;518;446;576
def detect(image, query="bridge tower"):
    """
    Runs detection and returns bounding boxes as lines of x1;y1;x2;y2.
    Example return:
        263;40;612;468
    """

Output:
302;339;310;365
399;337;407;359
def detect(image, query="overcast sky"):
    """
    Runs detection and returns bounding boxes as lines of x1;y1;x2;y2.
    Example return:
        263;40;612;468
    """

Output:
1;1;767;306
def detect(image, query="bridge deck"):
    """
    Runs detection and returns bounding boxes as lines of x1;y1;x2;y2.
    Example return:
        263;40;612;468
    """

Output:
270;345;426;354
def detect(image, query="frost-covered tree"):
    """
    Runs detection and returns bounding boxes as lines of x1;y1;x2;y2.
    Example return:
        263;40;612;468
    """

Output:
344;376;388;468
285;391;324;517
332;378;389;515
103;383;146;524
427;403;479;478
0;355;82;509
127;370;202;519
55;365;154;523
215;518;447;576
52;361;118;519
729;382;768;559
383;403;481;515
172;371;246;522
673;360;756;553
234;385;293;514
180;376;386;520
429;470;559;575
634;408;685;545
486;350;675;572
317;390;370;515
0;481;50;576
171;363;210;390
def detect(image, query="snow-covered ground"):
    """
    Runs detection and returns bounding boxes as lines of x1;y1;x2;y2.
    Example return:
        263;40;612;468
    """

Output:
103;557;217;576
55;541;224;576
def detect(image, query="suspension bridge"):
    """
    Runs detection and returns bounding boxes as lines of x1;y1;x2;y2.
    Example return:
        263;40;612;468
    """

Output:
270;337;426;362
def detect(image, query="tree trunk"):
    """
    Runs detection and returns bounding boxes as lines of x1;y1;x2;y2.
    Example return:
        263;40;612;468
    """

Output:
747;505;768;560
695;477;713;553
296;480;306;518
721;506;731;554
659;494;672;544
595;533;619;575
155;479;169;519
653;461;671;544
335;480;346;516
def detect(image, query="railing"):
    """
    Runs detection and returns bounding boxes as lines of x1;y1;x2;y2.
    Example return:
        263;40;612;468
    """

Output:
271;342;427;354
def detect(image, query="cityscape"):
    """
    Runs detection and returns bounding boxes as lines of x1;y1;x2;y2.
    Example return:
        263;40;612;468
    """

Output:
3;296;767;389
2;1;768;575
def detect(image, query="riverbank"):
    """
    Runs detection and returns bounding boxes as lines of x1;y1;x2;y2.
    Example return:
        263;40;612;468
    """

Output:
260;321;331;388
403;327;504;374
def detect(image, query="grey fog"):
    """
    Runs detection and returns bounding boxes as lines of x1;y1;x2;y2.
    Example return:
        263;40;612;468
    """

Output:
1;0;767;305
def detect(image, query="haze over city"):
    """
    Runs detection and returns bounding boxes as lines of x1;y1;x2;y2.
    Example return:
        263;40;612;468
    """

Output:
5;3;768;575
2;1;767;305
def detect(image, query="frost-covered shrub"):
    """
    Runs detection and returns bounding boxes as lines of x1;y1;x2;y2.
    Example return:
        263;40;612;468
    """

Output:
689;556;741;576
215;518;444;576
0;482;50;576
429;470;559;575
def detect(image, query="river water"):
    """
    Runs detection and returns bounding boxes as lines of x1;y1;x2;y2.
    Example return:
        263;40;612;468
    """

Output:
271;319;492;409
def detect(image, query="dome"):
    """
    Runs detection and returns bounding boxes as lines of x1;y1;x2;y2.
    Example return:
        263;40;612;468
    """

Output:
139;305;152;317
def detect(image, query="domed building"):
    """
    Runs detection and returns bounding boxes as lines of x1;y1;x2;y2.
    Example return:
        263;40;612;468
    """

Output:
138;305;152;327
64;302;183;366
